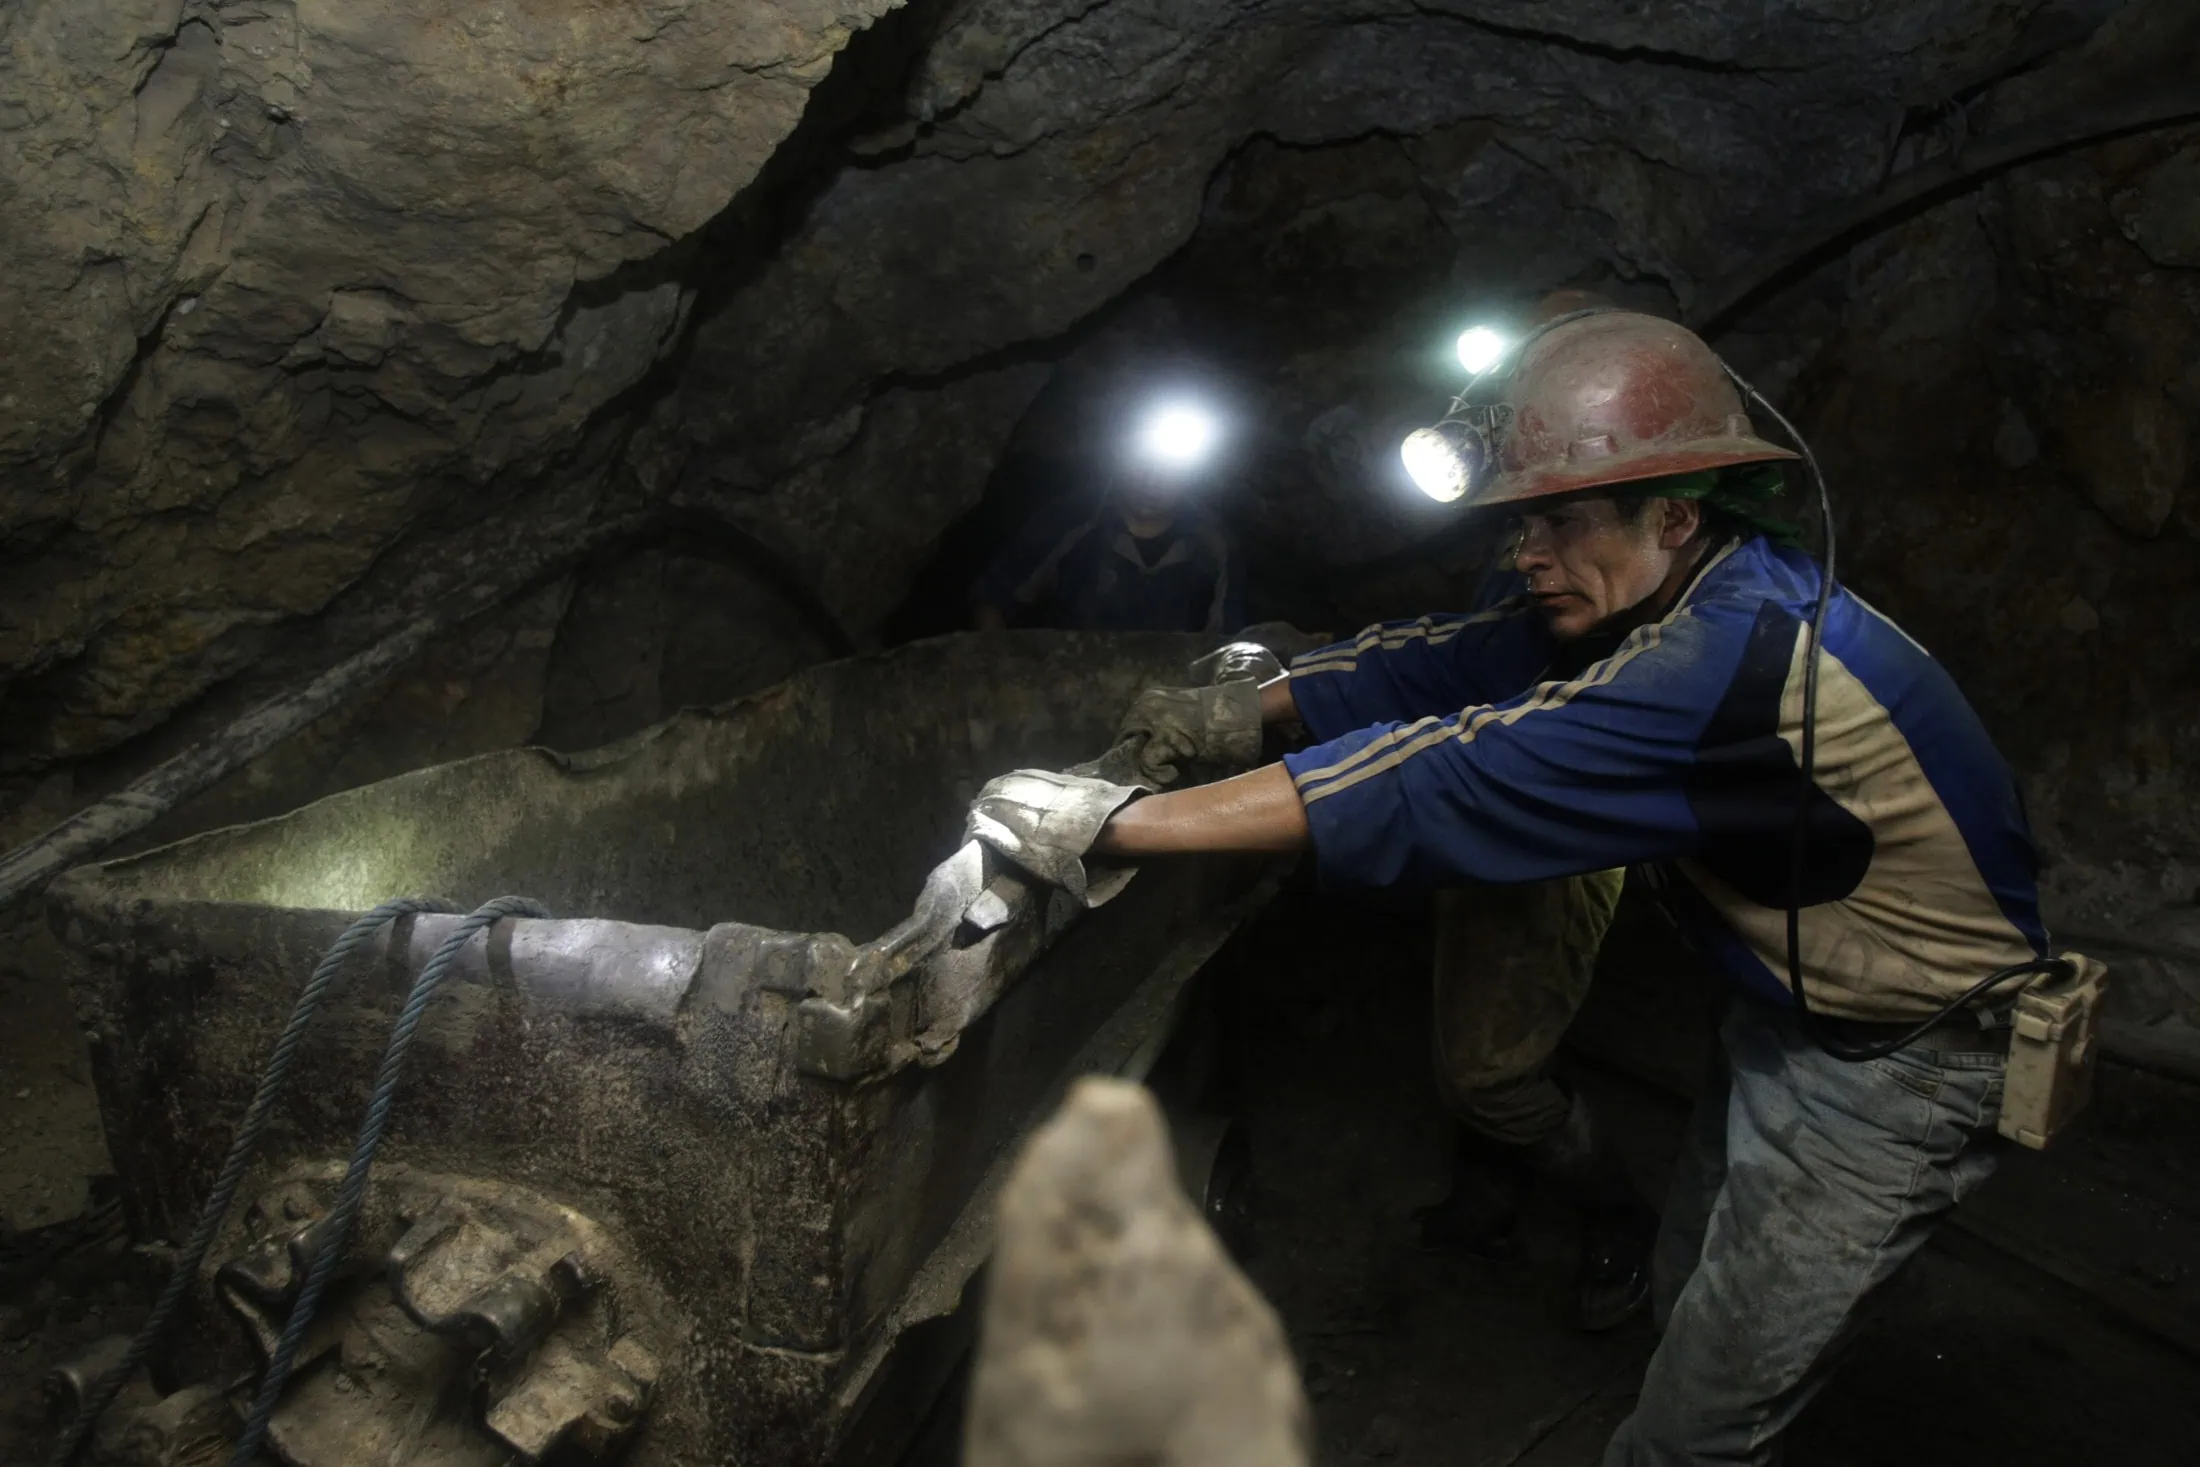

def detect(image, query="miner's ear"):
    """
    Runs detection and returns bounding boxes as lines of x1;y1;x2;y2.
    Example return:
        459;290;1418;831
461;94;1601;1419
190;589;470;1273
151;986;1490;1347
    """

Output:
1658;496;1703;550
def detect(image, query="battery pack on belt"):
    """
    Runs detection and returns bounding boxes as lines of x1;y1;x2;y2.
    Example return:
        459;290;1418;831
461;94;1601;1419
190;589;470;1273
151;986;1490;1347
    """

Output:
1997;953;2109;1150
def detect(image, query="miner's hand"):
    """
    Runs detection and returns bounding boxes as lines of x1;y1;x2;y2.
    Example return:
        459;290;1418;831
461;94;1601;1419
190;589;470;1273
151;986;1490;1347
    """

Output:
965;769;1147;906
1188;640;1284;688
1116;681;1263;783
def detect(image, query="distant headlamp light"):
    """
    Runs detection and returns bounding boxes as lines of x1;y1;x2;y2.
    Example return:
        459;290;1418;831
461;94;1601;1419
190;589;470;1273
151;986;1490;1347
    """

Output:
1136;402;1221;471
1455;325;1510;376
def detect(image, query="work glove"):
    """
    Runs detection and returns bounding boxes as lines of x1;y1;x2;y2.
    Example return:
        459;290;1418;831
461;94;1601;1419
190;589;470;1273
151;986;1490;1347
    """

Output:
965;769;1146;907
1117;679;1263;784
1235;620;1333;662
1188;639;1285;688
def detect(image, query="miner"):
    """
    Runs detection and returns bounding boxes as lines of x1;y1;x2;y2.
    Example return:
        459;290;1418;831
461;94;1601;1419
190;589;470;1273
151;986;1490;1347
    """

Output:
971;398;1244;635
967;308;2064;1465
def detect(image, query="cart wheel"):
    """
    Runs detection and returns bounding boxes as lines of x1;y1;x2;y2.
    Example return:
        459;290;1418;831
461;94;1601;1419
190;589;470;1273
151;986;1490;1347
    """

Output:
1172;1113;1255;1261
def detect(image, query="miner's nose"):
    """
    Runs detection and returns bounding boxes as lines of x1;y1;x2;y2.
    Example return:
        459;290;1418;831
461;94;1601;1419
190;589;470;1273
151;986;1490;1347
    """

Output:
1512;518;1556;575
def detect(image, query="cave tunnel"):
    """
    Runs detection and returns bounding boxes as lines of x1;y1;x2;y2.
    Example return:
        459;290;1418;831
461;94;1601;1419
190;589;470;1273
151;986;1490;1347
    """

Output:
4;2;2200;1464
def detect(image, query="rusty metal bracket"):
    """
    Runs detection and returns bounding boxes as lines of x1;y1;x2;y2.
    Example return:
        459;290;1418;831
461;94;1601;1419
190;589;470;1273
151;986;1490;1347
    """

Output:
185;1167;669;1467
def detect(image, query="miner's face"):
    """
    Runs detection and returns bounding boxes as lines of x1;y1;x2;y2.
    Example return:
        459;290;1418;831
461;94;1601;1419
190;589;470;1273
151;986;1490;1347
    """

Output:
1511;494;1699;641
1114;466;1184;525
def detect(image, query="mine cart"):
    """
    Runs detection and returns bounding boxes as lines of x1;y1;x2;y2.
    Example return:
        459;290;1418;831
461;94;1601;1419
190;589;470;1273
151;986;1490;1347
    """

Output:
47;631;1276;1467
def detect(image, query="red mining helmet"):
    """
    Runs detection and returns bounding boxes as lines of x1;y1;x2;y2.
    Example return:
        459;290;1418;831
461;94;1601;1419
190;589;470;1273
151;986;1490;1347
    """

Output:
1470;310;1797;510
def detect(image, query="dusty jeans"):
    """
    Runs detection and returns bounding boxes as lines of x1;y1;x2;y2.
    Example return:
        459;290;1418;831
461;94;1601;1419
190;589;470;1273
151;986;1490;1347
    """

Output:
1603;995;2008;1466
1431;871;1626;1146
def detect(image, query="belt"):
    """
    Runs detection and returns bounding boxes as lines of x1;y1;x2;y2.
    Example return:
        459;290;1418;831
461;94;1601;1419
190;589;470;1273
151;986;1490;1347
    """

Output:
1818;1010;2012;1054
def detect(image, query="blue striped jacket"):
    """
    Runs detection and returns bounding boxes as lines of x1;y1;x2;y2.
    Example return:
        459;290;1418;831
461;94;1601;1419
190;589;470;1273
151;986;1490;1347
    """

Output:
1282;536;2049;1020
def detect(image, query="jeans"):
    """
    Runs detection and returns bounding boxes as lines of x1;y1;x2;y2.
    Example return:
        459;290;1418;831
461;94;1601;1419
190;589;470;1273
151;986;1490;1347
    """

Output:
1603;995;2009;1465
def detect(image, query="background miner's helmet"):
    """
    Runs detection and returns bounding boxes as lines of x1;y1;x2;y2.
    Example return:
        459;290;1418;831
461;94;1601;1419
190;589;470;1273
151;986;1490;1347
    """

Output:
1472;311;1797;510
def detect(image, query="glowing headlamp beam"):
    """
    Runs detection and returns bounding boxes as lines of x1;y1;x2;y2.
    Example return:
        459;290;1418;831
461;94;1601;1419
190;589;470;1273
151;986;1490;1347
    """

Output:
1456;325;1509;376
1136;402;1221;470
1401;427;1471;503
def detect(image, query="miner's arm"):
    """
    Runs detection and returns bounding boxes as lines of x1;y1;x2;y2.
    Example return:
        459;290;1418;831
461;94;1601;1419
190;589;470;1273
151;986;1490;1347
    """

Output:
1098;607;1740;883
1092;763;1310;856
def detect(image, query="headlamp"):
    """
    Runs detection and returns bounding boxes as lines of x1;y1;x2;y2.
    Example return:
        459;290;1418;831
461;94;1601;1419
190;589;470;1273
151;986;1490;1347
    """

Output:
1400;424;1478;503
1455;325;1510;375
1402;401;1508;503
1134;401;1221;472
1400;321;1516;503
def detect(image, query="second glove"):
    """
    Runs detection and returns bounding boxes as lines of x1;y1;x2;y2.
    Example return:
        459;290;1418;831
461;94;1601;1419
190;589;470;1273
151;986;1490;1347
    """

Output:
1188;639;1285;688
1117;680;1264;783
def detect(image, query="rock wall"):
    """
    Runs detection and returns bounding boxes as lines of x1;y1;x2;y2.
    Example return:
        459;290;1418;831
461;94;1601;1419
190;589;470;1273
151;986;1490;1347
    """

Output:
647;0;2065;614
1;0;896;782
1791;126;2200;1021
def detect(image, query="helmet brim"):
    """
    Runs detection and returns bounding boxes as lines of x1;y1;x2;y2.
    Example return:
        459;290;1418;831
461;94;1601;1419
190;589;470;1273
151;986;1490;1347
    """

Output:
1469;435;1799;511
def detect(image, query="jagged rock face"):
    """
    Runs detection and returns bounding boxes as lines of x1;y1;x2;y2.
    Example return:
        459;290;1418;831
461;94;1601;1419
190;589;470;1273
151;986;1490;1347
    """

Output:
1801;121;2200;1014
648;0;2063;581
1;0;894;768
3;0;2198;994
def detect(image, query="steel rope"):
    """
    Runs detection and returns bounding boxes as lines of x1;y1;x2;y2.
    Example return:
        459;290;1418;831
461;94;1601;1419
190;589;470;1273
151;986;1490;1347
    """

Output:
224;894;547;1466
49;896;459;1466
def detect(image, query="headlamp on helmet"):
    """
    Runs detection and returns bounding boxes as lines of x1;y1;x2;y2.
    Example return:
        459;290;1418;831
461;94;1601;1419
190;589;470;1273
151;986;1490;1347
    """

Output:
1402;324;1518;503
1454;325;1510;375
1401;402;1509;503
1132;399;1222;474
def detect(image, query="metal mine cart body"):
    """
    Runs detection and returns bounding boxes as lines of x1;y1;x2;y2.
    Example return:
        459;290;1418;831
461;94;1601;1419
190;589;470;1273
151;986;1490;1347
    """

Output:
48;632;1275;1467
